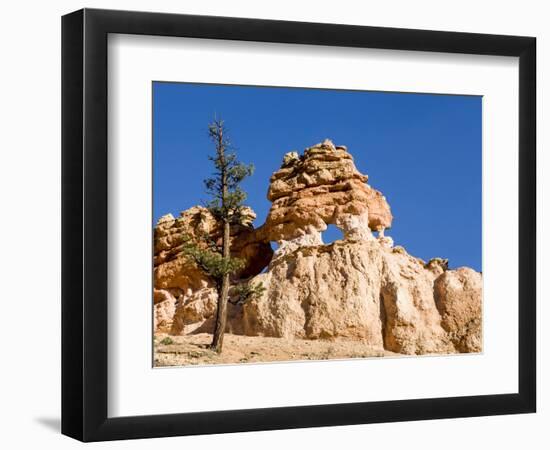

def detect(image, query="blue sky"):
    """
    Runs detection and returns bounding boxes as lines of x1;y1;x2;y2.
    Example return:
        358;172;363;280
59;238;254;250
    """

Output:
153;82;481;271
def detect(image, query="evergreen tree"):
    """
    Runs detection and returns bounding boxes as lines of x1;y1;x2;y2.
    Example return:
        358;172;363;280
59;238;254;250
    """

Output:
181;118;263;353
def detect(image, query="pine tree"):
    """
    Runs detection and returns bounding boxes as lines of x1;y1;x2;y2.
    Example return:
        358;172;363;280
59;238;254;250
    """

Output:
180;118;263;353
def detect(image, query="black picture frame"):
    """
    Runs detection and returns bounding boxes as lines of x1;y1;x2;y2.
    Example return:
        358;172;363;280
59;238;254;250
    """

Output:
61;8;536;442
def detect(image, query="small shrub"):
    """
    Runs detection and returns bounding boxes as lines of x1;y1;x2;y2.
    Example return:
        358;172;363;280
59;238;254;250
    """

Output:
160;337;174;345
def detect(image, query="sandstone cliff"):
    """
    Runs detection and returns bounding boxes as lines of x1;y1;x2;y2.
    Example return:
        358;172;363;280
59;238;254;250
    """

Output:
153;140;482;355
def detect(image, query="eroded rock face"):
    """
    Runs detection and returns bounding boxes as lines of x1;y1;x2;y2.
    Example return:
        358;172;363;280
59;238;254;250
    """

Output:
153;289;178;333
153;140;482;356
241;242;386;345
170;287;246;336
154;206;272;290
153;206;272;335
259;139;392;244
379;246;454;354
240;241;457;355
434;268;482;352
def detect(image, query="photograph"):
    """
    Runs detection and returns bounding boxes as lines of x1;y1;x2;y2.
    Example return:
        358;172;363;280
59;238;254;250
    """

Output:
152;82;482;367
0;1;542;447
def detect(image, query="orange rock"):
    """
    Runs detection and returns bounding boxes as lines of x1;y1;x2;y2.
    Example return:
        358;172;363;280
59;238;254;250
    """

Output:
260;139;392;243
153;140;482;358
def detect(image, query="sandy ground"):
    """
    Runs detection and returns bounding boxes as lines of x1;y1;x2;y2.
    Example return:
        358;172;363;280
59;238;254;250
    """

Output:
154;333;398;367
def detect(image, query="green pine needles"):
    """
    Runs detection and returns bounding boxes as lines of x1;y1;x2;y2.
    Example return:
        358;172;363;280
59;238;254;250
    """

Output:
204;120;254;224
180;232;245;286
229;282;267;306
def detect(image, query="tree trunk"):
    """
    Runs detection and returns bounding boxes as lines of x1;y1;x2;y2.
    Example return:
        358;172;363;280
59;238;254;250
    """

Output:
211;219;231;353
211;124;230;353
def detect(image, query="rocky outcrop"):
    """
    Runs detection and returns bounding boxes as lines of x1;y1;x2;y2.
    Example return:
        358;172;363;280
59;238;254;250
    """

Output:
239;241;466;354
154;206;272;285
153;289;177;333
153;205;272;335
169;286;247;335
434;268;482;352
153;140;482;355
256;139;392;246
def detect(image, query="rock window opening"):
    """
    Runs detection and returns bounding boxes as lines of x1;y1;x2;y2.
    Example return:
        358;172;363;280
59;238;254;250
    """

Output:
322;224;345;245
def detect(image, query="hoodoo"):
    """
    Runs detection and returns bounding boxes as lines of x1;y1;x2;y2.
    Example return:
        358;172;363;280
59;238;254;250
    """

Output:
153;140;482;355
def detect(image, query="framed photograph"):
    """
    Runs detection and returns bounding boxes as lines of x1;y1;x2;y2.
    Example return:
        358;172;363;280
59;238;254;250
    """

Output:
62;8;536;442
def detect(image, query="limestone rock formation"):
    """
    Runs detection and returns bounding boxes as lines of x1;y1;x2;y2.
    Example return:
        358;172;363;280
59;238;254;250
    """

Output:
153;289;177;333
257;139;392;247
239;241;463;354
153;140;482;356
434;268;482;352
154;205;272;287
153;205;272;335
